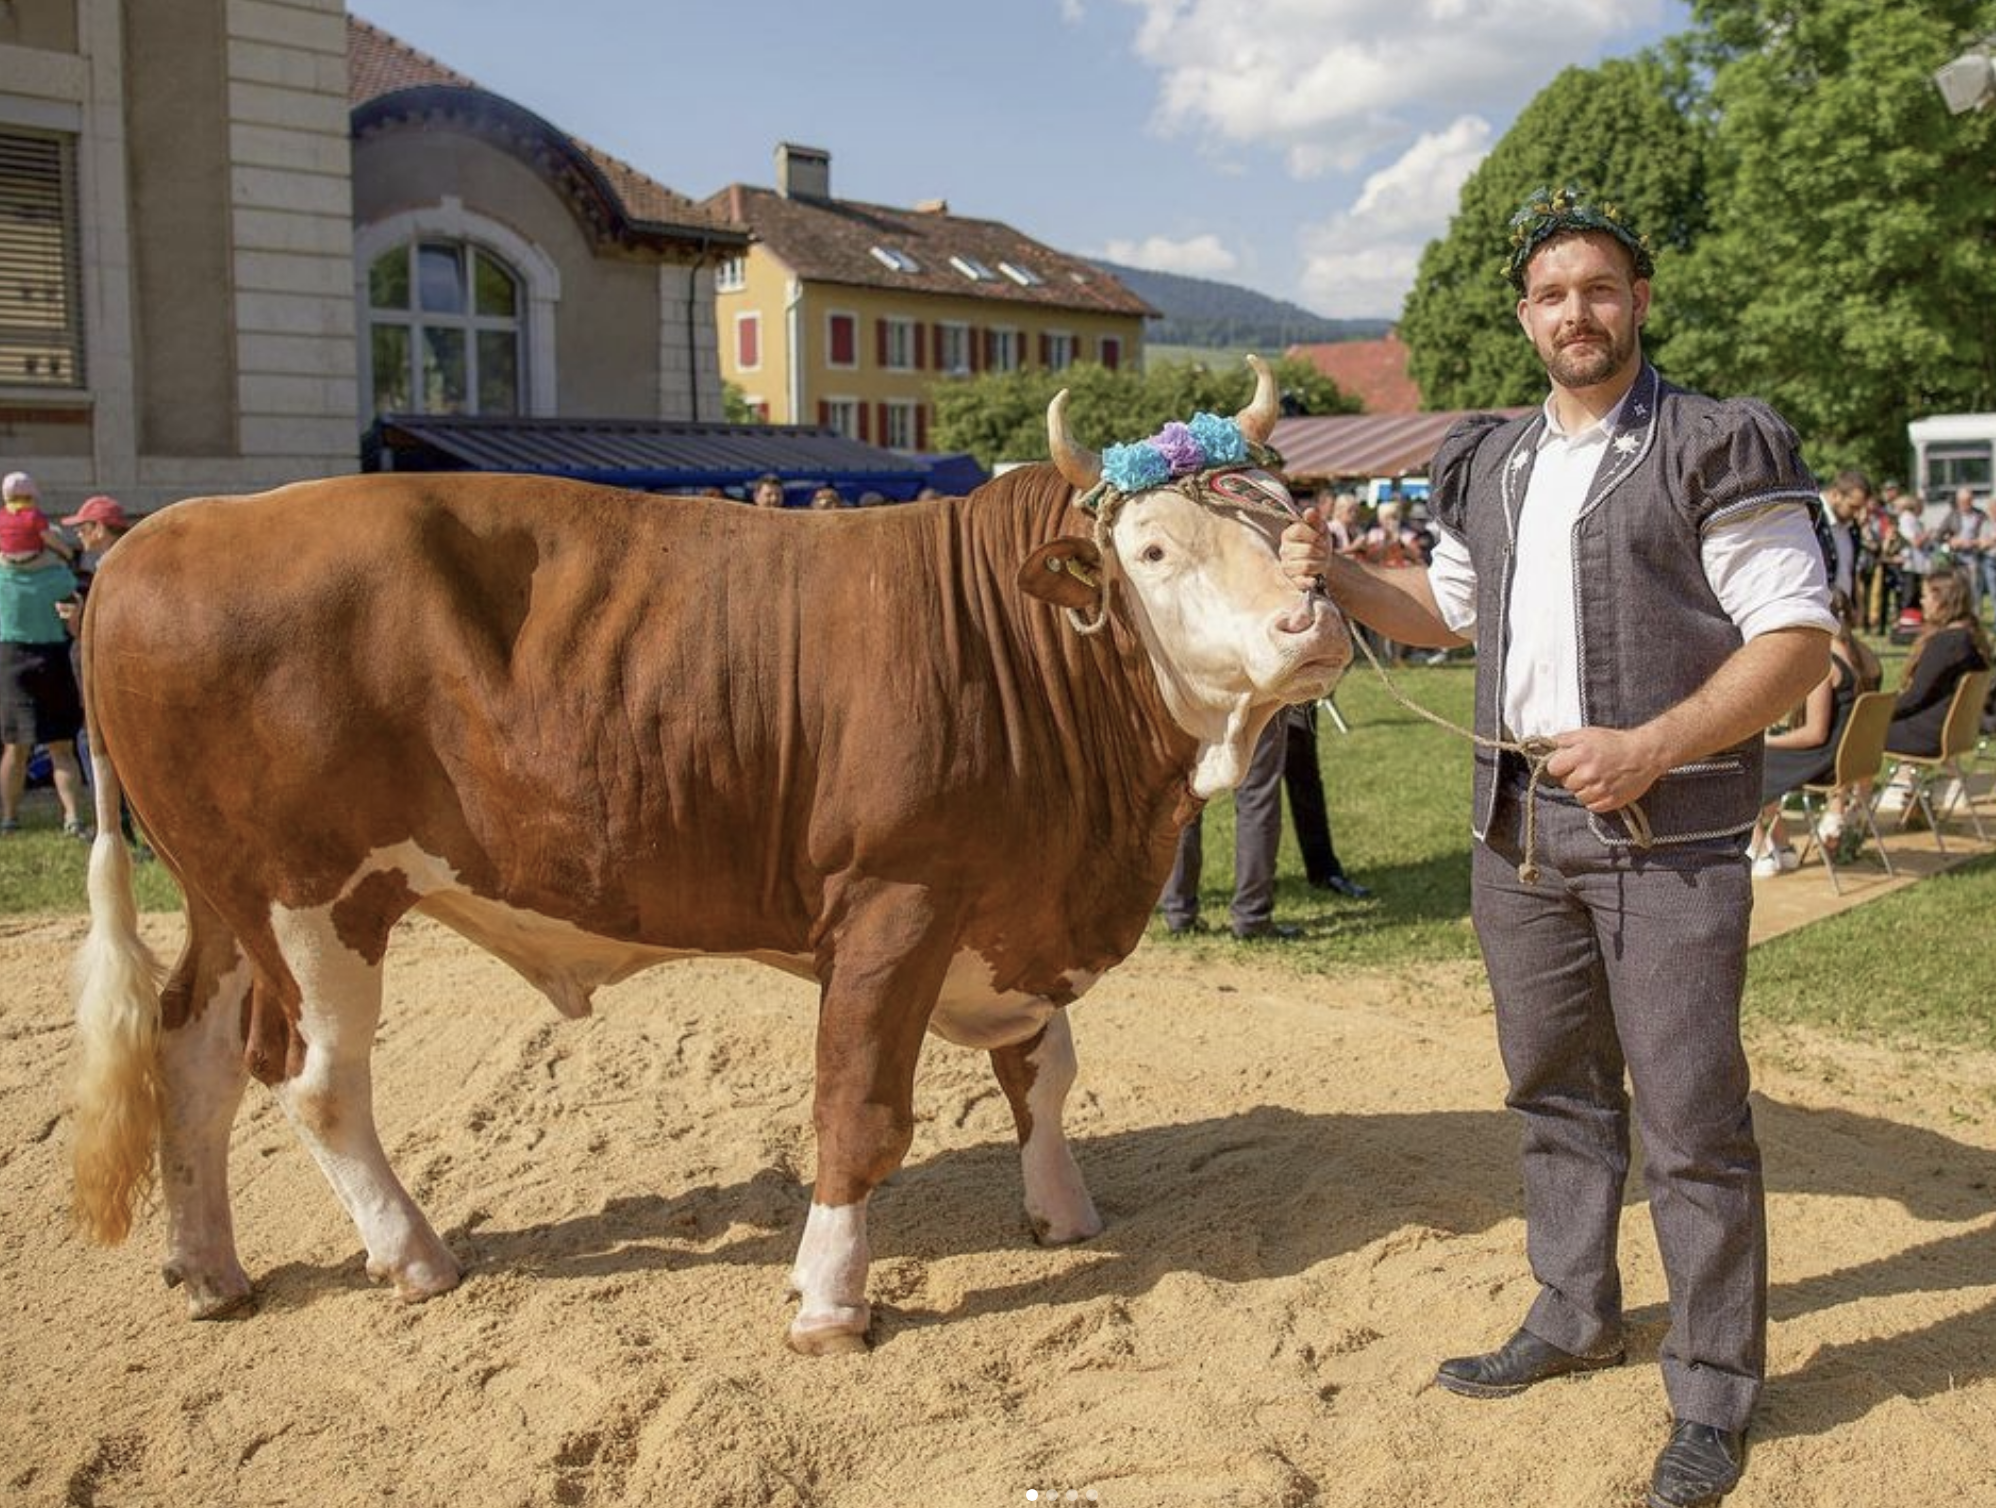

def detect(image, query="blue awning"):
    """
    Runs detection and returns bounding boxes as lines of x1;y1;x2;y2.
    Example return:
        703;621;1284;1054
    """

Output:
363;414;980;503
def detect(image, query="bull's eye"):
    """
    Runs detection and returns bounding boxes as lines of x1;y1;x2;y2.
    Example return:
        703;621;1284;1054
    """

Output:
1141;544;1166;564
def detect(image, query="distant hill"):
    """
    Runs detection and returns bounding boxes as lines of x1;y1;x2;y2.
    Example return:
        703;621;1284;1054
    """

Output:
1091;259;1391;350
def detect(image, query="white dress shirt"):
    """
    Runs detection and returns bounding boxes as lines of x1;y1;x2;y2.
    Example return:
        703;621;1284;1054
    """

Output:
1427;392;1837;739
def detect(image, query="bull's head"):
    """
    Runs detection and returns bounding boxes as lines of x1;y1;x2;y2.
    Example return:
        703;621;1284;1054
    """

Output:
1021;355;1352;796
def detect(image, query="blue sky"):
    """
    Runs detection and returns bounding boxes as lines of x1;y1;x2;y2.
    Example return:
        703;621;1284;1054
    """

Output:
354;1;1691;321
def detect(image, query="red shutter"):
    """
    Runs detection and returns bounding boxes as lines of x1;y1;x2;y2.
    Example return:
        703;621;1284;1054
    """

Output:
876;402;889;443
914;323;927;370
1102;337;1120;372
876;319;888;368
818;399;830;426
858;402;871;442
738;315;758;369
1039;332;1051;367
931;322;944;371
830;315;855;367
979;328;991;371
916;404;929;450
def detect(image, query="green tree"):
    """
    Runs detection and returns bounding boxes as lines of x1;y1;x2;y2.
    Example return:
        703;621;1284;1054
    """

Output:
1399;53;1710;410
721;381;757;423
1667;0;1996;483
929;356;1354;469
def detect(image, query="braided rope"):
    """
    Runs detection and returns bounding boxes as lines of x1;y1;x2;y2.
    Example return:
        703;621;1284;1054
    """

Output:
1332;595;1652;883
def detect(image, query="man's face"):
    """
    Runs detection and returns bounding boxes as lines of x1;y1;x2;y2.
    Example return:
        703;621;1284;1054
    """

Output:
1515;232;1649;393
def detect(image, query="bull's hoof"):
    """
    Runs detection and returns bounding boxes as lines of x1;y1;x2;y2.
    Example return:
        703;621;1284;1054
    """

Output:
162;1259;254;1320
786;1305;871;1356
367;1250;463;1301
1028;1204;1105;1246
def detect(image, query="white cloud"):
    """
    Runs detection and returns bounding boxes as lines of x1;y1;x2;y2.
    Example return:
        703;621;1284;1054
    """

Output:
1098;232;1241;277
1115;0;1662;170
1296;116;1493;319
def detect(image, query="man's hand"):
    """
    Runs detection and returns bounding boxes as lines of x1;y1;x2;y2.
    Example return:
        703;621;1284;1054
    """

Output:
1279;507;1330;593
1544;726;1671;814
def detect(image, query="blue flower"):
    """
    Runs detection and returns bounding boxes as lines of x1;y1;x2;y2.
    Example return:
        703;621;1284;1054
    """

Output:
1187;412;1248;467
1103;440;1170;492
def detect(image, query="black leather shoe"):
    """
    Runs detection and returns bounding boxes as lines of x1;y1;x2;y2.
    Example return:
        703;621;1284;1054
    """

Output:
1434;1327;1624;1399
1646;1421;1744;1508
1232;922;1302;941
1312;872;1372;898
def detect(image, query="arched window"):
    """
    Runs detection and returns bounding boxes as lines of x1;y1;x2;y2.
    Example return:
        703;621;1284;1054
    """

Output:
366;239;523;416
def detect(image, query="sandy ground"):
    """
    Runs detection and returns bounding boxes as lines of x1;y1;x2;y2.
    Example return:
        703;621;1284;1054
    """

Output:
3;910;1993;1508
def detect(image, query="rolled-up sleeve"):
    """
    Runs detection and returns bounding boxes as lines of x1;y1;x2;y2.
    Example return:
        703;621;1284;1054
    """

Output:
1702;504;1838;640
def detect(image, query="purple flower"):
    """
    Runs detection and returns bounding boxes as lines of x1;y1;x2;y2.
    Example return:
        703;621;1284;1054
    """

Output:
1150;421;1206;476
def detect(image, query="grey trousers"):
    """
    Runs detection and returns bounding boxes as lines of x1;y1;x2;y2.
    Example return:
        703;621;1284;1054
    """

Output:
1472;764;1766;1433
1161;712;1285;933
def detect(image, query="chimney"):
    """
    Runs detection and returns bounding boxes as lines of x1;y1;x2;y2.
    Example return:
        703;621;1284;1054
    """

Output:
775;142;830;201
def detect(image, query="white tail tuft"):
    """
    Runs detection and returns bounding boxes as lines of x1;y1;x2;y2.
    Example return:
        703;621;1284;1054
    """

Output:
69;751;165;1244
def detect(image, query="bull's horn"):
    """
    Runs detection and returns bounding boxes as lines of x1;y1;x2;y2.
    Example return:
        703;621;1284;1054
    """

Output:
1234;354;1280;444
1047;389;1103;490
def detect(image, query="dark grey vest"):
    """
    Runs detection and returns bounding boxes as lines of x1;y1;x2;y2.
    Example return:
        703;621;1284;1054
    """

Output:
1428;365;1820;847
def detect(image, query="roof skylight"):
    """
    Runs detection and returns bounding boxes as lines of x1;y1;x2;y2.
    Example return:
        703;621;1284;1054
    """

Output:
870;245;921;273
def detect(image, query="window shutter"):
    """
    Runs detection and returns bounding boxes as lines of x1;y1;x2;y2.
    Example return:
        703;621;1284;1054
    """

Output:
876;319;888;368
858;402;870;441
979;328;991;371
916;404;929;450
818;399;830;426
876;402;889;444
914;323;927;371
1039;332;1051;367
0;131;83;388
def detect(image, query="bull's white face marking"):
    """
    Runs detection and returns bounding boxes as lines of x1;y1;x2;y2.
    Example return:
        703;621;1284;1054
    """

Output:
1109;485;1350;796
1019;1012;1102;1243
788;1199;871;1343
927;948;1098;1049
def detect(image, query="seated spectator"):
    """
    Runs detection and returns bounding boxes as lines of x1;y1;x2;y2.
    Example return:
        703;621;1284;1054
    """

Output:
751;474;786;508
1886;566;1991;759
1355;498;1427;570
809;486;843;510
1325;492;1365;555
1746;590;1880;875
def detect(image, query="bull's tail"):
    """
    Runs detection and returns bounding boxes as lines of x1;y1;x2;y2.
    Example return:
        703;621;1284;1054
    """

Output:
69;740;164;1244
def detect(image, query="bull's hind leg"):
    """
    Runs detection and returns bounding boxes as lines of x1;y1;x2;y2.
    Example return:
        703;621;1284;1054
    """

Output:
266;907;460;1301
156;897;256;1317
990;1010;1102;1244
789;882;959;1355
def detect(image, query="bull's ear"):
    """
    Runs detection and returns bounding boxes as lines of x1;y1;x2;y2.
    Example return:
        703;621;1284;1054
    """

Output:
1018;537;1104;610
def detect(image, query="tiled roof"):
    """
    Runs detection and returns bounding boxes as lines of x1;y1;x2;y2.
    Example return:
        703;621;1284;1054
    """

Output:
1271;408;1531;482
704;183;1155;319
1286;331;1422;416
346;14;739;238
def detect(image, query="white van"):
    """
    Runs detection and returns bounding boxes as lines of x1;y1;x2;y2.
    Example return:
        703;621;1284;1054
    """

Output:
1907;412;1996;521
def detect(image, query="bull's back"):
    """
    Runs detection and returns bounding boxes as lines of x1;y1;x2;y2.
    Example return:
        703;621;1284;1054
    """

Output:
83;476;1028;946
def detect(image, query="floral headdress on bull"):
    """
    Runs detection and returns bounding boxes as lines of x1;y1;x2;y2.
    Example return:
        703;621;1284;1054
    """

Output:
1503;182;1654;292
1039;354;1293;634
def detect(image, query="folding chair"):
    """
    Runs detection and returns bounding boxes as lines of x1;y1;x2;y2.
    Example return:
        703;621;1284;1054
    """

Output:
1883;668;1992;853
1793;690;1898;894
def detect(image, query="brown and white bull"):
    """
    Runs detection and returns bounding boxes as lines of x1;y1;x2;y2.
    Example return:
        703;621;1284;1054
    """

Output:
69;357;1349;1352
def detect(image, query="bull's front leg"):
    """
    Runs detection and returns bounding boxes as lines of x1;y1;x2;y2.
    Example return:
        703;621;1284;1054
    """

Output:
788;881;958;1355
989;1009;1102;1244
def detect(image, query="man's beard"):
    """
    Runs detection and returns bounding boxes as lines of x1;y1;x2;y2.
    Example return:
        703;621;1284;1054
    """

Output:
1542;321;1635;388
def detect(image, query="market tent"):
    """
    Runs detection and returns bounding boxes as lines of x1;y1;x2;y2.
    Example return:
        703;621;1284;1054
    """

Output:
363;415;972;503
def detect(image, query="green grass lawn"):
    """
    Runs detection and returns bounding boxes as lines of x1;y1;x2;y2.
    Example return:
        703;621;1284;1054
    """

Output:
4;639;1988;1053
